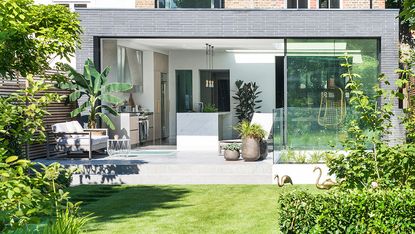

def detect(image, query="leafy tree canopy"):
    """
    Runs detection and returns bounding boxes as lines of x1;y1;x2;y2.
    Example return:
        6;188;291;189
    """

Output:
401;0;415;30
0;0;82;79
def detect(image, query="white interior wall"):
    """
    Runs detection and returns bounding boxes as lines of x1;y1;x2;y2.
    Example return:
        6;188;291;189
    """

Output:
168;50;276;139
135;51;155;111
102;40;118;83
101;40;160;112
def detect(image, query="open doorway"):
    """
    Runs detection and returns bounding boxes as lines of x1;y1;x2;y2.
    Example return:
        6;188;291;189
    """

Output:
99;38;283;150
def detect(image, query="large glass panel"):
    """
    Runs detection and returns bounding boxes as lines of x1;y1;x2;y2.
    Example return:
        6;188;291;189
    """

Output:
280;39;379;150
176;70;193;112
200;70;230;112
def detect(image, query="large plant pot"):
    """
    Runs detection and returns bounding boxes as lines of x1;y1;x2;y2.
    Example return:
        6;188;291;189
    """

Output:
242;137;260;161
224;150;240;161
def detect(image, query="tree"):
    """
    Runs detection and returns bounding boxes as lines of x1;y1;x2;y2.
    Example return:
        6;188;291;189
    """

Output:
0;0;82;79
63;59;132;130
387;0;415;45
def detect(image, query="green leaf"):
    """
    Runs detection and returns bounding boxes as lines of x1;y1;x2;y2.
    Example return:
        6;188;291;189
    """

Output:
101;66;111;84
93;72;102;95
100;105;119;116
7;190;14;199
101;94;123;105
67;66;89;89
68;90;83;102
104;83;132;93
70;101;90;117
5;156;18;163
98;112;115;130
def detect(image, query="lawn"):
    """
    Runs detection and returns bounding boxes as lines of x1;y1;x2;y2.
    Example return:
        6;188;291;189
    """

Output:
67;185;317;234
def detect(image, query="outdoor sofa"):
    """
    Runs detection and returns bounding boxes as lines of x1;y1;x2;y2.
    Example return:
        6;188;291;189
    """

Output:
50;121;108;160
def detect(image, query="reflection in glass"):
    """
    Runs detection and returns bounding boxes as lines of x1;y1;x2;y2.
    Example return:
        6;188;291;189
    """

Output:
277;39;379;150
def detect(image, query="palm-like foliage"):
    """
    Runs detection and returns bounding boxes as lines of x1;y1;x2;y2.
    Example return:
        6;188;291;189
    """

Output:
62;59;132;130
235;120;266;140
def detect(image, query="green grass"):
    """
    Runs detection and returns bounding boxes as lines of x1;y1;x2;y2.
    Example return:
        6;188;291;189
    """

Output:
67;185;317;234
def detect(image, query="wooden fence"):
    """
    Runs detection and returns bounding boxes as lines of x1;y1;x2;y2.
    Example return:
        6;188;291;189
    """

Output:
0;72;73;159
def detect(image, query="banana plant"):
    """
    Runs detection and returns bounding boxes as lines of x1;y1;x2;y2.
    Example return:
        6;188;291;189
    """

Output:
62;59;132;130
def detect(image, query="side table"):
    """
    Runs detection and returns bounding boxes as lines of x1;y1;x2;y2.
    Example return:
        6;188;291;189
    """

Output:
107;138;130;156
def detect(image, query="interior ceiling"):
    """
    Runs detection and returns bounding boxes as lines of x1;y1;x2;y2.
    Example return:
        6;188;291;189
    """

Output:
116;38;284;51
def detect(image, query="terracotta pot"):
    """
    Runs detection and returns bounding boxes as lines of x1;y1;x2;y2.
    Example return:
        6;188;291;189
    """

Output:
242;137;260;161
224;150;240;161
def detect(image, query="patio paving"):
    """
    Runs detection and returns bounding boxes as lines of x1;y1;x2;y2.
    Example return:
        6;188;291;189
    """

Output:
37;149;274;185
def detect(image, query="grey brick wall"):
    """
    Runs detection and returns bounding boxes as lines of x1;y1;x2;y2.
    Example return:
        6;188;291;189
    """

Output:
76;9;402;143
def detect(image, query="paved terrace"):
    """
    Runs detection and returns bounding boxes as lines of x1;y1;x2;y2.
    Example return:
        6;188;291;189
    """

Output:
37;150;274;185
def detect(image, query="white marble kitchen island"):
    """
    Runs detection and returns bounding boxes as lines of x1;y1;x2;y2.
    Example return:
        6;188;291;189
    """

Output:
177;112;230;151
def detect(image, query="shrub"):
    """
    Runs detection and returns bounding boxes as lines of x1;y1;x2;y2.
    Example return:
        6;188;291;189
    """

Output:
40;206;92;234
325;55;415;189
223;143;240;151
203;103;218;113
235;120;266;140
279;189;415;233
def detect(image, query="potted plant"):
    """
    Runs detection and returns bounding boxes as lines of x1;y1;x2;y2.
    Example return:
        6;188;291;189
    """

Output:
232;80;262;123
223;143;240;161
61;59;132;130
235;120;266;161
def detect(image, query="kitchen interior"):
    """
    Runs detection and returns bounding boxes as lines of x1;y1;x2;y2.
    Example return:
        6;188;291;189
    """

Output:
100;38;279;151
101;39;171;148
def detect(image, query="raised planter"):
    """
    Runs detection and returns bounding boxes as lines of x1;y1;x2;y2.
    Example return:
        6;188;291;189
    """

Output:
272;163;330;185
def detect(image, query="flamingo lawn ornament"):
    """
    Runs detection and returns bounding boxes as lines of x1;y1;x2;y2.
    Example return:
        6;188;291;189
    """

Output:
274;174;293;187
313;166;336;190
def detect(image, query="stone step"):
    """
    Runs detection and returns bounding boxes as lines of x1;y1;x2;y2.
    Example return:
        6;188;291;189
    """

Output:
71;173;272;185
71;163;272;175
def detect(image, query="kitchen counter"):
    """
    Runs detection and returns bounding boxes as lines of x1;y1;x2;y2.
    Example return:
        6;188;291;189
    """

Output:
176;112;230;151
119;111;153;115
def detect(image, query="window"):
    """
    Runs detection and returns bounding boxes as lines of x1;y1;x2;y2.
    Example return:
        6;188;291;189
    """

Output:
287;0;308;9
74;4;87;8
319;0;340;8
156;0;224;8
58;4;70;8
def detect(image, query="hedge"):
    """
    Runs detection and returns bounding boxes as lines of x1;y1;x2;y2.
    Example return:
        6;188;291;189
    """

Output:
279;189;415;233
